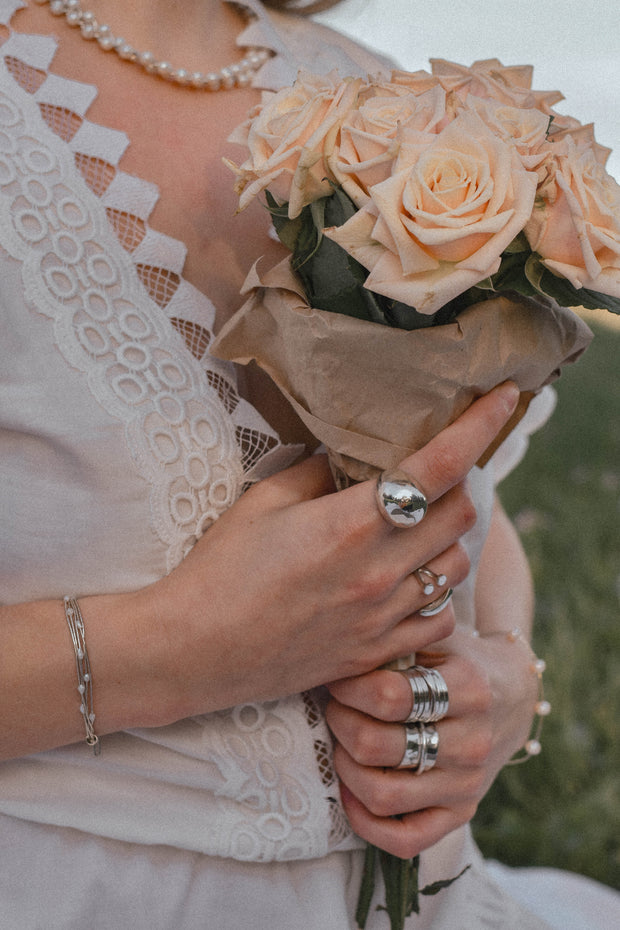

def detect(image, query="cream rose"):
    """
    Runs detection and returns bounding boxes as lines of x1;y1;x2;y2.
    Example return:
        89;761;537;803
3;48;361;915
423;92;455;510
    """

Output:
466;97;551;166
430;58;564;113
525;135;620;296
326;84;450;207
325;111;538;314
226;71;363;217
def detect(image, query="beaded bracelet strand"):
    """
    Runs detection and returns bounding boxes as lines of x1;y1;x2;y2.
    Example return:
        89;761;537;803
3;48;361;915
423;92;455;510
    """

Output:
472;626;550;764
63;596;100;755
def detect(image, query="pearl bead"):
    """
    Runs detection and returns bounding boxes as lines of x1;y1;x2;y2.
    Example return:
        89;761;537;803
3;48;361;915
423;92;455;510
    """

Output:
174;69;191;86
97;34;117;52
525;739;542;756
533;658;547;674
536;700;551;716
117;43;137;62
220;67;235;89
156;62;174;80
204;73;222;91
37;0;271;92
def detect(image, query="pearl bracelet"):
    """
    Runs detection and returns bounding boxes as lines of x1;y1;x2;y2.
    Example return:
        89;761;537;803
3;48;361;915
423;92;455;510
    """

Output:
63;596;100;755
473;626;550;764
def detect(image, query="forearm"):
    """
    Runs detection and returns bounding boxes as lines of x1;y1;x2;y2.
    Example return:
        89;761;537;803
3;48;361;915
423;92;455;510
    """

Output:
474;495;534;641
0;588;183;761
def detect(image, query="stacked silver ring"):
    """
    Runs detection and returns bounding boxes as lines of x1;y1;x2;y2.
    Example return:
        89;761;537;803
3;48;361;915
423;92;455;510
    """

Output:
399;722;439;773
402;666;449;724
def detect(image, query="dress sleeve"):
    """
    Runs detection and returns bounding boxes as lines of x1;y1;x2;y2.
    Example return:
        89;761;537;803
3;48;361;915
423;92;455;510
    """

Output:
490;385;557;484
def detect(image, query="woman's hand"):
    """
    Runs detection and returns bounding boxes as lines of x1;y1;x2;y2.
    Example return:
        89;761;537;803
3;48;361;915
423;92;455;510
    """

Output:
0;382;520;759
145;382;521;721
325;499;539;859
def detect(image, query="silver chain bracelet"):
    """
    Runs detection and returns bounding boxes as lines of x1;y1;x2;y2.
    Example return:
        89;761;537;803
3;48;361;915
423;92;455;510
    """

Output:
63;596;100;755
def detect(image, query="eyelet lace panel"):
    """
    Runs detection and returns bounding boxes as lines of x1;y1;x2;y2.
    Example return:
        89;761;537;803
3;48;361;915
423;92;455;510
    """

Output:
0;27;303;571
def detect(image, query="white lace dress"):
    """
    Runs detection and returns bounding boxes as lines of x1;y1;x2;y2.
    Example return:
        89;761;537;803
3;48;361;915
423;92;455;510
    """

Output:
1;2;617;928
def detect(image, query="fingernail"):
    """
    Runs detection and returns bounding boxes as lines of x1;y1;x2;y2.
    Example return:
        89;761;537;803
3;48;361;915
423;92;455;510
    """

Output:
495;381;520;414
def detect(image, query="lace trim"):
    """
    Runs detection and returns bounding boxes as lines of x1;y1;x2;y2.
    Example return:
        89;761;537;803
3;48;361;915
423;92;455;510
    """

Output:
0;20;302;571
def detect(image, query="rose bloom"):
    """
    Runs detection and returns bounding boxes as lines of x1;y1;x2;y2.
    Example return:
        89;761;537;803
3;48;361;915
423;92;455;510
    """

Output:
326;83;451;207
430;58;564;114
466;97;551;166
226;70;363;217
526;135;620;297
326;110;538;314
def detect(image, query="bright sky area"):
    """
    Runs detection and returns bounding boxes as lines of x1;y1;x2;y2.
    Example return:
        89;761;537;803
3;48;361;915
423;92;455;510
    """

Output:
316;0;620;180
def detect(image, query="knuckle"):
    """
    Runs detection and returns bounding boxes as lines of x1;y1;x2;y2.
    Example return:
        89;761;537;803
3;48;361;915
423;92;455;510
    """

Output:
466;727;493;768
460;800;481;825
462;765;488;800
454;489;478;535
365;780;400;818
392;834;423;860
452;544;471;586
352;566;397;607
378;673;409;720
425;442;465;490
428;607;456;640
348;728;381;766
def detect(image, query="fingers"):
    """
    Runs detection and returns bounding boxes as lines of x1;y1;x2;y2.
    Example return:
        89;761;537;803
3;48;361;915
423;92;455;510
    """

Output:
328;650;490;724
327;699;492;772
243;453;335;510
338;768;478;860
399;382;520;503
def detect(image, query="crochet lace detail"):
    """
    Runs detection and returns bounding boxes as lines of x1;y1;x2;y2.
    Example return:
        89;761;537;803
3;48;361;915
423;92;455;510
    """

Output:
0;4;350;860
0;25;301;571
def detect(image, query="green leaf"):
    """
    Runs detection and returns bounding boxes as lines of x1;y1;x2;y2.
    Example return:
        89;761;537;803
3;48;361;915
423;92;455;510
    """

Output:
355;844;377;929
265;191;303;254
420;865;471;897
536;267;620;314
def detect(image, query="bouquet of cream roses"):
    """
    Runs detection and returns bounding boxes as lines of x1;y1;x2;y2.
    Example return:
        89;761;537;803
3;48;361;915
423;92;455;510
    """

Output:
213;59;619;485
211;59;619;928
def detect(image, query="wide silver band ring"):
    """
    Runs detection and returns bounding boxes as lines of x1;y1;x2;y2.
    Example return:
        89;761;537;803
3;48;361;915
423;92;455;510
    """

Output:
419;587;454;616
397;722;439;773
401;666;449;724
375;470;428;529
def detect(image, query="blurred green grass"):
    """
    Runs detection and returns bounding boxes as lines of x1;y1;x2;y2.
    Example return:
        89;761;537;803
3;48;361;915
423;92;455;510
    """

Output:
472;319;620;890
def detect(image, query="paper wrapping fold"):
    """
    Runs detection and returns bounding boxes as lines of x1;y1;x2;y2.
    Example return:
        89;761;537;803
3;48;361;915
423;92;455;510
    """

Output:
211;259;593;483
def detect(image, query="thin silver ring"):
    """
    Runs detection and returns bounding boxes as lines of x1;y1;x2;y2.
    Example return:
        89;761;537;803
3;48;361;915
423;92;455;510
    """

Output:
413;566;448;596
375;470;428;529
419;587;454;616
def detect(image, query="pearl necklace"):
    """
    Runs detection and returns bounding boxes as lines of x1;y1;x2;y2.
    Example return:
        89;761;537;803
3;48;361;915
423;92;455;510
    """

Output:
32;0;272;91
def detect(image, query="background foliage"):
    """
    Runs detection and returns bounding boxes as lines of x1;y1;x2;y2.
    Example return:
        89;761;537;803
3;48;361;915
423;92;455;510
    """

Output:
473;318;620;890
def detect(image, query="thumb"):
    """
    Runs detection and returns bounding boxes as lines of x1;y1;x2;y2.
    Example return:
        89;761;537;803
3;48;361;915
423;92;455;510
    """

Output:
244;453;336;511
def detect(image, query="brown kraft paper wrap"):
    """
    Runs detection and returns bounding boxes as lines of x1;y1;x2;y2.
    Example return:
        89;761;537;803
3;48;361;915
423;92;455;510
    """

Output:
211;259;593;485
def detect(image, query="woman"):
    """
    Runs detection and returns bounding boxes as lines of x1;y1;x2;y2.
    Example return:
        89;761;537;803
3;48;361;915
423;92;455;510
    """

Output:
0;1;573;927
